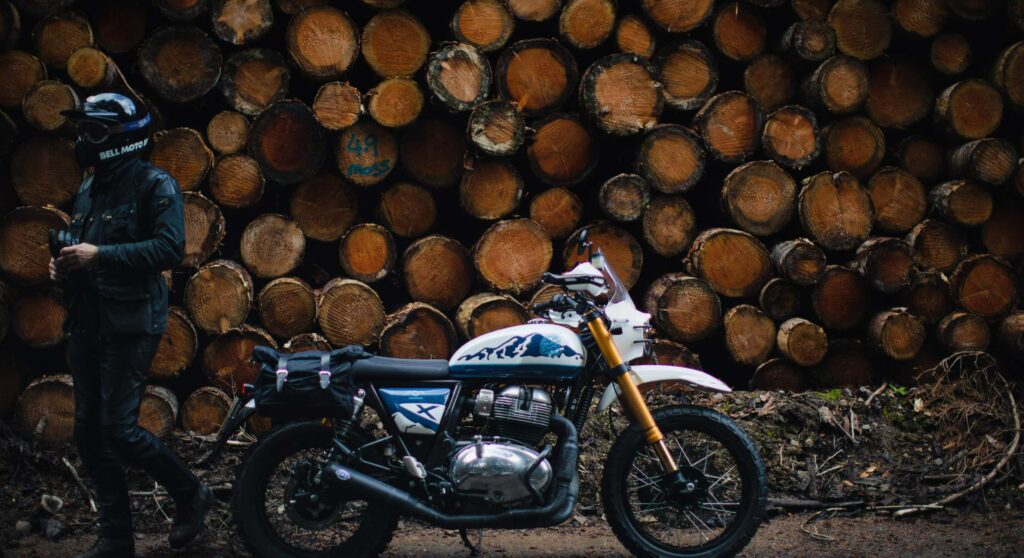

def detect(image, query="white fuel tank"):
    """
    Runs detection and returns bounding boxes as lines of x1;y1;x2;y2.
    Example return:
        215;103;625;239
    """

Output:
448;324;586;380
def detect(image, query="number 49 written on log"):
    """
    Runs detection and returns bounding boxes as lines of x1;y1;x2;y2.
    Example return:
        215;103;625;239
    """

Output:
347;134;379;158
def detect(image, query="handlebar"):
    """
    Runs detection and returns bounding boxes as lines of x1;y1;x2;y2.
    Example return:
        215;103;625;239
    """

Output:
542;271;604;287
530;293;569;314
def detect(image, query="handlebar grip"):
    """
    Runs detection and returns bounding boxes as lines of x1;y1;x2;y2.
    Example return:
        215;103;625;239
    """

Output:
542;272;566;285
531;294;568;314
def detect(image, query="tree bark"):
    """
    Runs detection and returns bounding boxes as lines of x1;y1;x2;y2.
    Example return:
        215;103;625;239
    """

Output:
929;180;993;227
780;19;835;62
948;138;1017;186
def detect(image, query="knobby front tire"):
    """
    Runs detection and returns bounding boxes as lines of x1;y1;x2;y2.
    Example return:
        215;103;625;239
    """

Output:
601;405;767;558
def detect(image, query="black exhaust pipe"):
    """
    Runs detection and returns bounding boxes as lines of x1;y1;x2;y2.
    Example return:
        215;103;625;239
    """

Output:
325;415;579;529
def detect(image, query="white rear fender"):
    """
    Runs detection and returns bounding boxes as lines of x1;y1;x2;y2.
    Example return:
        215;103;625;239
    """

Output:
596;364;731;413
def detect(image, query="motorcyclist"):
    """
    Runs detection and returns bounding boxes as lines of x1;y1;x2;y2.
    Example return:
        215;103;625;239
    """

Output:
51;92;212;558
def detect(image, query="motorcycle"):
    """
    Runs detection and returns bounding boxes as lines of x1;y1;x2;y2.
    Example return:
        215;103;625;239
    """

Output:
204;232;767;557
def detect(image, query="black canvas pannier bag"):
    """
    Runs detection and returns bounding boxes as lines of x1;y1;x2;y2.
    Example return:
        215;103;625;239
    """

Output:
250;345;371;418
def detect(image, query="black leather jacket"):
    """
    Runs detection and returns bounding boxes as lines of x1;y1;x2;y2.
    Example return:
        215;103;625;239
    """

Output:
63;157;184;336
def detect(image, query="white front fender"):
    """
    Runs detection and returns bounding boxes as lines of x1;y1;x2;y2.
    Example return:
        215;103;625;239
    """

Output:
596;364;731;412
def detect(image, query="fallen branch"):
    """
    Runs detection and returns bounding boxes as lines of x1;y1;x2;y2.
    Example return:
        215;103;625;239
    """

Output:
62;457;97;514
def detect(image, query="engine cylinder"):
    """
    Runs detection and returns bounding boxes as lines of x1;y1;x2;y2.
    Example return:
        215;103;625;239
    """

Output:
492;386;552;446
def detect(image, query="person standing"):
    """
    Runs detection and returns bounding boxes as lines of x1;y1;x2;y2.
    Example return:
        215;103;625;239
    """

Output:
51;92;212;558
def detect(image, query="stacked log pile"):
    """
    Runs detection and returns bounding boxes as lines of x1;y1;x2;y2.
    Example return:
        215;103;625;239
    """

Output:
2;0;1024;440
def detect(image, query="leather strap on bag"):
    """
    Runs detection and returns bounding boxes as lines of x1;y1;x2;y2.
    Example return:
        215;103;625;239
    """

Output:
319;352;331;389
275;353;289;392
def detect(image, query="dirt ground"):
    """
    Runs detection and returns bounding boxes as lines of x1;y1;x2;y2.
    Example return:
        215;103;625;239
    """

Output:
6;511;1024;557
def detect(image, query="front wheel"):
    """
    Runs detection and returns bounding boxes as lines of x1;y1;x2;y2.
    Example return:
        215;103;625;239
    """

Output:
601;405;767;558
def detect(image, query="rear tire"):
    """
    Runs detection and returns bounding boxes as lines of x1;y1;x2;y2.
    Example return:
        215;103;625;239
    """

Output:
601;405;767;558
232;421;397;558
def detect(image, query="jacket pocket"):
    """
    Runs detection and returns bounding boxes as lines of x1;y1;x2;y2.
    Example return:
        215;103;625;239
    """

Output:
97;282;152;333
100;202;139;243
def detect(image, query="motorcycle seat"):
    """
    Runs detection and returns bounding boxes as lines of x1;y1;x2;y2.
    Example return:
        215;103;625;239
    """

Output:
351;356;450;381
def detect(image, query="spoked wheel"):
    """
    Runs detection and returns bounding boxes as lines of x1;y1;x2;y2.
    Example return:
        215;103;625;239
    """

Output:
602;406;767;558
232;421;397;558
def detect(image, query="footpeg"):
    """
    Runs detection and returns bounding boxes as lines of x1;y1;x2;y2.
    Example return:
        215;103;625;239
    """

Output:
402;456;427;479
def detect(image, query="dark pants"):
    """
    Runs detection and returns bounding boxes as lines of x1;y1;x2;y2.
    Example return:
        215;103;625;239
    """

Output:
68;331;199;538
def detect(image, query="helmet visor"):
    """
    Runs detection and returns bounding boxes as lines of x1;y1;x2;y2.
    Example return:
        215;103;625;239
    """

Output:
75;119;111;144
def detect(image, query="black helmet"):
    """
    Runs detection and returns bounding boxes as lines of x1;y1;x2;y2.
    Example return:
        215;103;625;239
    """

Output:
61;92;152;168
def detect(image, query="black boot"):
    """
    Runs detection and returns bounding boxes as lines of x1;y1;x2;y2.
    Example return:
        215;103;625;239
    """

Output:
74;536;134;558
169;484;214;549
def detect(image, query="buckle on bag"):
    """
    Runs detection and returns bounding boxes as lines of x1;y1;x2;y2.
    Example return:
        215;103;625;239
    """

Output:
318;352;332;389
276;369;288;392
319;370;331;389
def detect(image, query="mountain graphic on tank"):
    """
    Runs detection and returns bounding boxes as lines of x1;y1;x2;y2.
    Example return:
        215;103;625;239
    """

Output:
457;333;583;362
449;324;586;380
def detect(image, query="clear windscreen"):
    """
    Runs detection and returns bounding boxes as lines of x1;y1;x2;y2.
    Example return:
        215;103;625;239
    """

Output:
592;249;631;304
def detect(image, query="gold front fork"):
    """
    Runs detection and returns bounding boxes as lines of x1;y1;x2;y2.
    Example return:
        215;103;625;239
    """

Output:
586;317;678;473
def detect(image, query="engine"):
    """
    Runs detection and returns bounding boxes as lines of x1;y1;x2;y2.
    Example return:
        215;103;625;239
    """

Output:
448;386;555;506
491;385;552;446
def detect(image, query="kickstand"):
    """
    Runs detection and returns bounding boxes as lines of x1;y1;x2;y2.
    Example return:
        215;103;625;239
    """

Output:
459;528;483;556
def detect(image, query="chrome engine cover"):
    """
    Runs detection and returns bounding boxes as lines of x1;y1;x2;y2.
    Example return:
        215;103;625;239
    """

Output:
450;441;553;504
